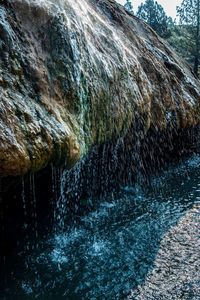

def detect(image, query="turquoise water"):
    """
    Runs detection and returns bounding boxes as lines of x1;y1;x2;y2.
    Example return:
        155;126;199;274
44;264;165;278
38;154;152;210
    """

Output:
0;156;200;299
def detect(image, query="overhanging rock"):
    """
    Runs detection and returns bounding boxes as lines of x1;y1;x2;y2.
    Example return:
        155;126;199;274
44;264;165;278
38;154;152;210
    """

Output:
0;0;200;177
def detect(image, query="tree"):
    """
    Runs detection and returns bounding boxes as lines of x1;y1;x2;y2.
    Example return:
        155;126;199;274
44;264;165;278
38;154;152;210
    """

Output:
177;0;200;76
124;0;134;14
167;25;195;68
136;0;173;38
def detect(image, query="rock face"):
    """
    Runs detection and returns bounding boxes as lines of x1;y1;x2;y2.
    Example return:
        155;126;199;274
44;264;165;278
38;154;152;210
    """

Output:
0;0;200;177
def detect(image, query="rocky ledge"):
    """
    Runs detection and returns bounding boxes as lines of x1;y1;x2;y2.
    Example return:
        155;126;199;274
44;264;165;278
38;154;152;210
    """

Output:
0;0;200;178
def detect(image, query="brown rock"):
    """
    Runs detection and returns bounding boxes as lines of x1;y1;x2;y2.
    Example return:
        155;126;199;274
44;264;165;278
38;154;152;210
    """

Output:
0;0;200;177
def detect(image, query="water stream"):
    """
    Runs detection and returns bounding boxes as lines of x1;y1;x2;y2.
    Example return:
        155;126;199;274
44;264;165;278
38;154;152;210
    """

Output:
0;155;200;299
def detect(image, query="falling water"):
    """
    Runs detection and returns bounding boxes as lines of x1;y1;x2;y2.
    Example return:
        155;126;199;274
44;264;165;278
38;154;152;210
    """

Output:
1;154;200;299
29;173;38;241
21;178;27;219
1;1;200;299
51;166;62;231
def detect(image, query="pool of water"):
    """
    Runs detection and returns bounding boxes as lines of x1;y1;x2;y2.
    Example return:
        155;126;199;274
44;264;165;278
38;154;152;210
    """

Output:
0;155;200;299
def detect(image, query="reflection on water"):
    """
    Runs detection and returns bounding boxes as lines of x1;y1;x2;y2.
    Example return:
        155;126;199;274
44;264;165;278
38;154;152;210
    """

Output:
0;155;200;299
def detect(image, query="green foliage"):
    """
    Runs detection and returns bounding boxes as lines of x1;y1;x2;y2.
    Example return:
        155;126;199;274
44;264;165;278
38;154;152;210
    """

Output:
167;25;195;66
136;0;174;38
177;0;199;26
124;0;134;14
177;0;200;76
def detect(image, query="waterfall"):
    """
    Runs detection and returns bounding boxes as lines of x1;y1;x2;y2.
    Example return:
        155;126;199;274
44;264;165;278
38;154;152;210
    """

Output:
1;0;200;298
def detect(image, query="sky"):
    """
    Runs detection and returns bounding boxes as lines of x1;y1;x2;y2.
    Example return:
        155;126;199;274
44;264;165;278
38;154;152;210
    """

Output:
116;0;182;20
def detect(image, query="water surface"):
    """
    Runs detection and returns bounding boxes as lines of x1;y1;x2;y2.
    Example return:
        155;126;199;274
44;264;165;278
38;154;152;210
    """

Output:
0;156;200;299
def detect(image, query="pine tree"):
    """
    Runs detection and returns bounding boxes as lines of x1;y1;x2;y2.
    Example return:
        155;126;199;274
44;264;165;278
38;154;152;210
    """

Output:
136;0;173;38
177;0;200;76
124;0;134;14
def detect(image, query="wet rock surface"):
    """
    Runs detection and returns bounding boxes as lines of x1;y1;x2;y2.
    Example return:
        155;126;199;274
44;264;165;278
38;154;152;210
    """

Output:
128;204;200;299
0;0;200;177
